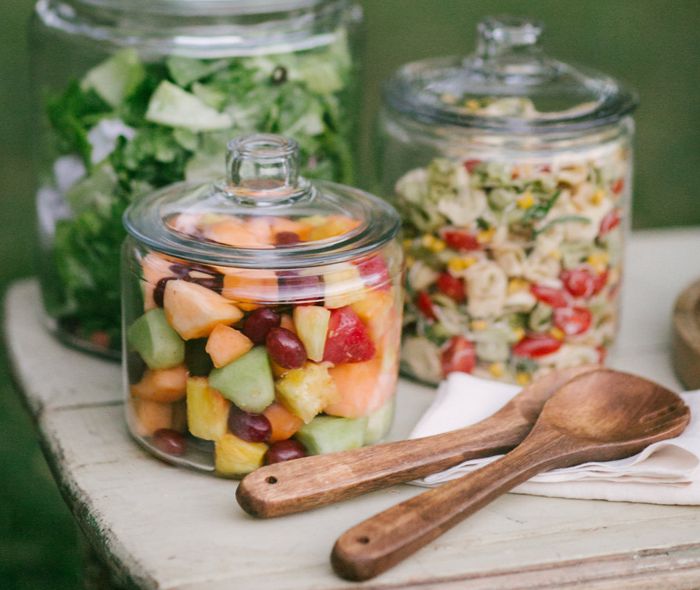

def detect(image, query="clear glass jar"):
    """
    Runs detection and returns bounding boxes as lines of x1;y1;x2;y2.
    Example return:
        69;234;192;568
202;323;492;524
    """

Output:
122;134;403;477
376;16;638;386
30;0;363;358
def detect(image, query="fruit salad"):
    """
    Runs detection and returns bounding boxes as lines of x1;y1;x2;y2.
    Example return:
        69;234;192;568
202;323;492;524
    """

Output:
397;143;630;385
123;214;402;477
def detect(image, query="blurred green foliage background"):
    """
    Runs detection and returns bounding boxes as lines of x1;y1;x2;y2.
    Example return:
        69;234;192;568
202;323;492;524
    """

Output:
0;1;697;588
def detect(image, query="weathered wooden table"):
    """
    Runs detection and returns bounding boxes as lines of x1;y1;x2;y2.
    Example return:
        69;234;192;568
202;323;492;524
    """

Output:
6;228;700;590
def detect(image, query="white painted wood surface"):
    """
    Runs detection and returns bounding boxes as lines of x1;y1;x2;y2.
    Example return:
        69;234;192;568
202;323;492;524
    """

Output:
5;227;700;590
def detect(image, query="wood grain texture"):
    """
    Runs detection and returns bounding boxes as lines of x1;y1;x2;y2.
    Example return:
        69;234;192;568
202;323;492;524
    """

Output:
673;279;700;389
332;370;690;581
237;366;597;517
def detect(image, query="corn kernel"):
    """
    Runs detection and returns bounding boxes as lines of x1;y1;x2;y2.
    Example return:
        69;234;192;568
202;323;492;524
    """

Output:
402;238;414;250
405;255;415;268
549;250;562;261
516;192;535;209
465;99;480;110
587;252;609;273
421;234;434;248
516;372;531;386
590;189;605;205
508;278;529;294
489;363;505;378
512;327;526;341
447;257;464;273
471;320;488;331
550;327;566;341
477;228;496;244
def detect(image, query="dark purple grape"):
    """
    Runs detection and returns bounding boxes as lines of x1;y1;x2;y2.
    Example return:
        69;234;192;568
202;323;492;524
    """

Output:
153;429;186;456
169;263;191;278
265;440;307;464
277;272;323;303
153;277;176;307
243;308;281;344
185;339;214;377
228;407;272;443
186;275;223;293
266;328;307;369
275;231;301;246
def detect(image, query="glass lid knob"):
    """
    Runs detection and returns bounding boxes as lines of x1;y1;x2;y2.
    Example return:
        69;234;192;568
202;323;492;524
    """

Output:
476;15;544;59
225;134;311;205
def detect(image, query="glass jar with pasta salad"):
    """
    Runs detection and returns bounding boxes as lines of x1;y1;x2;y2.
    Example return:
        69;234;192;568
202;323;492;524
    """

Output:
122;133;403;477
30;0;363;358
376;16;638;385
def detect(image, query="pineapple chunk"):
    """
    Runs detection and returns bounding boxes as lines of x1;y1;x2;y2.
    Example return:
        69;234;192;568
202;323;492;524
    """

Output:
275;362;338;423
186;377;230;441
293;306;331;362
215;433;268;477
323;264;365;309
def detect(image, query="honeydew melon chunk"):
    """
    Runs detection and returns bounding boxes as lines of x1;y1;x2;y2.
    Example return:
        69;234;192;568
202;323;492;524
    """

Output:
127;308;185;370
363;397;396;445
163;280;243;340
295;415;368;455
81;48;145;108
209;347;275;413
145;81;232;132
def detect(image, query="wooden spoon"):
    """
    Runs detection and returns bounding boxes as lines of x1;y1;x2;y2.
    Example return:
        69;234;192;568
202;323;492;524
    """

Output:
331;369;690;581
237;365;598;518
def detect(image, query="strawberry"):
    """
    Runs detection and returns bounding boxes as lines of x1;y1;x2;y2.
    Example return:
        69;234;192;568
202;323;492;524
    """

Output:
355;254;391;290
323;307;376;364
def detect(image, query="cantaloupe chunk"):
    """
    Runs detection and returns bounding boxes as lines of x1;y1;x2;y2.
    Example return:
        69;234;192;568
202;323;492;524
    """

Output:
130;398;175;437
264;402;304;442
280;313;296;333
350;290;396;341
141;252;175;311
205;325;253;368
325;358;398;419
163;280;243;340
270;216;312;241
130;365;188;403
215;433;268;477
221;269;278;304
203;218;273;249
186;377;230;441
308;215;361;241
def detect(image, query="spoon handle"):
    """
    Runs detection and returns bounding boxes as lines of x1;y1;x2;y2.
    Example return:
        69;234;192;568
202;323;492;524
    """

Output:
331;428;569;581
237;412;528;518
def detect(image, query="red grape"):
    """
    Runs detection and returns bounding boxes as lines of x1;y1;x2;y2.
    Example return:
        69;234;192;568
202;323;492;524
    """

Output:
266;328;307;369
275;231;301;246
265;440;307;464
228;407;271;443
153;429;186;456
243;308;281;344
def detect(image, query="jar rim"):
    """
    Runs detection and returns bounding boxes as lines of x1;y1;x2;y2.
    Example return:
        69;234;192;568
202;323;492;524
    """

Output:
65;0;338;16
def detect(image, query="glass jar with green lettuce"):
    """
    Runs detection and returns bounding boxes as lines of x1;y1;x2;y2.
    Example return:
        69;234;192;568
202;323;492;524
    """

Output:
30;0;363;357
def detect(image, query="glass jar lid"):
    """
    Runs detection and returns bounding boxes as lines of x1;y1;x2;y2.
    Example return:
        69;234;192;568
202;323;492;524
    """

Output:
124;134;400;269
384;15;638;134
70;0;335;16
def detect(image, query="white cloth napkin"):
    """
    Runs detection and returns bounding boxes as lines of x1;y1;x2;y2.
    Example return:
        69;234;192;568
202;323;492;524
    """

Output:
409;373;700;505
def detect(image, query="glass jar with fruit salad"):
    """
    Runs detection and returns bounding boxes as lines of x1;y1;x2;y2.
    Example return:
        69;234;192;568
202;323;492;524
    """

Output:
30;0;363;358
121;133;403;477
375;16;638;385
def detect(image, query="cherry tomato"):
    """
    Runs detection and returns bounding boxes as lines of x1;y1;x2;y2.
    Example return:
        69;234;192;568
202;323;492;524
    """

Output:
553;307;592;336
464;159;481;173
611;178;625;195
530;284;568;308
441;336;476;376
442;229;480;251
561;268;607;299
416;291;437;320
436;272;466;302
512;334;563;358
599;209;621;236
